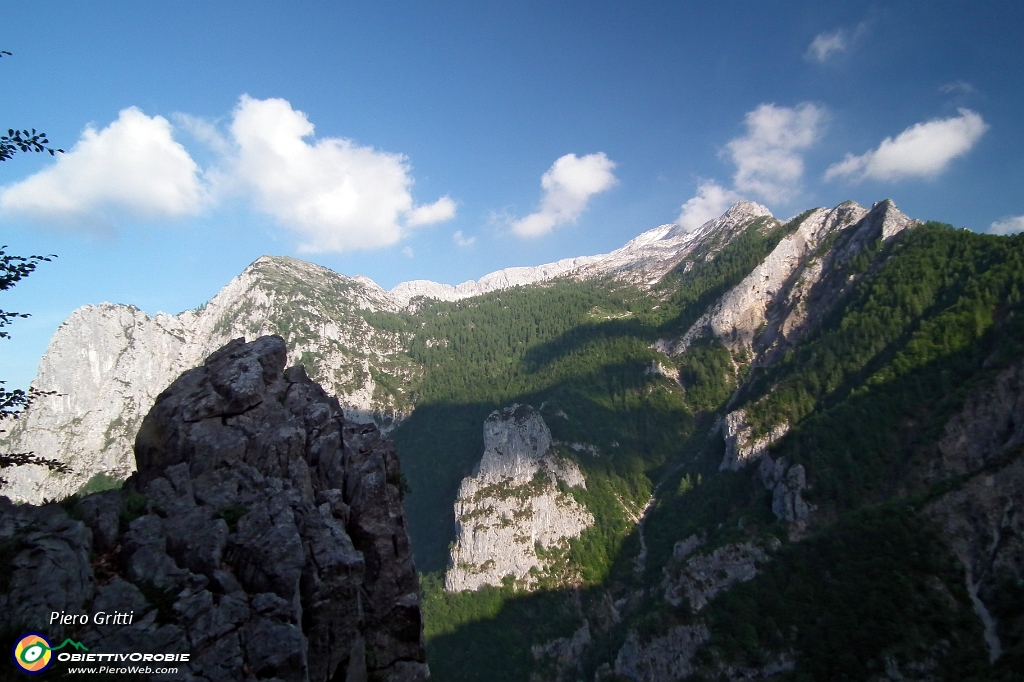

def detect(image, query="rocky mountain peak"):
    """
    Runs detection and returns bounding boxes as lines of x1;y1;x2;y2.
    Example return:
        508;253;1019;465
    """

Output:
664;199;773;241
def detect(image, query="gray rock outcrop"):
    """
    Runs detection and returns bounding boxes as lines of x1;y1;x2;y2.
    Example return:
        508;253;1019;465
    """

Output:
759;455;812;524
662;540;776;612
0;335;428;681
444;404;593;592
613;624;710;682
719;409;789;472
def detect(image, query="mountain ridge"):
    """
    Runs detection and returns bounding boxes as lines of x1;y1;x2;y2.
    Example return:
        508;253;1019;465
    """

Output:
1;199;775;504
5;197;1023;680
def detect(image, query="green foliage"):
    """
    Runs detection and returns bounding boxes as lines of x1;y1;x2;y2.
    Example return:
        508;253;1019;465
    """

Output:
118;491;148;532
744;223;1024;434
702;506;990;680
0;127;63;161
739;224;1024;510
218;504;249;533
421;572;585;682
676;338;736;412
76;471;124;496
387;469;412;496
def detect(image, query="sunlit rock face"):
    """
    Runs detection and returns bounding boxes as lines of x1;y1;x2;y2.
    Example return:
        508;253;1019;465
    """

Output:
444;404;593;592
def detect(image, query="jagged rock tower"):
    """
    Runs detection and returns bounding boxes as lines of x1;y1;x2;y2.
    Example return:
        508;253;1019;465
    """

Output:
0;335;428;682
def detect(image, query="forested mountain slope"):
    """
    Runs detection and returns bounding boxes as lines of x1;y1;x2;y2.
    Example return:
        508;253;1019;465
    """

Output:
404;202;1023;680
3;199;1022;680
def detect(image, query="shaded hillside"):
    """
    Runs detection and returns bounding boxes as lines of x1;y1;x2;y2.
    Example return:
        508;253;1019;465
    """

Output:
411;216;1024;680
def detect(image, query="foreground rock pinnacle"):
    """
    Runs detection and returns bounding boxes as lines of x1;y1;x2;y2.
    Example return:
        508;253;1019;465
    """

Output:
0;335;428;682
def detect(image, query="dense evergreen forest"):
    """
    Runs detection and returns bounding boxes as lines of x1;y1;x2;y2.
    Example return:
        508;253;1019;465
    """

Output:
366;218;1024;680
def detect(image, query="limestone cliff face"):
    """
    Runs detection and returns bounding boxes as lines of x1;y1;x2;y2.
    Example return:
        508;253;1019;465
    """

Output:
0;335;428;681
444;405;593;592
1;304;192;503
2;256;414;503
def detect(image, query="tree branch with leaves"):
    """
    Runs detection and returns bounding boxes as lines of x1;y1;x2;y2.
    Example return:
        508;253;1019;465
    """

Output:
0;48;68;488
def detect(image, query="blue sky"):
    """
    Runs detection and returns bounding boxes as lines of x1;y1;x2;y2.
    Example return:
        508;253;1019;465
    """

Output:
1;1;1022;389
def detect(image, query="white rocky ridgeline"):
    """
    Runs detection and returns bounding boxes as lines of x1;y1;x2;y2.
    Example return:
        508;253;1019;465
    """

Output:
444;404;594;592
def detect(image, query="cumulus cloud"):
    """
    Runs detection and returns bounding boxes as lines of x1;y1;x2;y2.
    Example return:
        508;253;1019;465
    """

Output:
407;196;457;227
824;109;988;183
511;152;617;238
990;216;1024;236
225;96;455;252
725;103;825;204
453;230;476;246
1;97;456;252
0;107;206;225
676;181;741;232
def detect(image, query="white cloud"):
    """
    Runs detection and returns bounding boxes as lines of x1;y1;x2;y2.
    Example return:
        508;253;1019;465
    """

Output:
0;107;206;225
824;109;988;183
725;103;825;204
401;246;414;258
453;230;476;246
407;196;457;227
225;95;455;252
511;152;617;237
0;97;456;252
939;80;975;96
805;30;848;62
805;23;868;63
676;181;741;232
990;216;1024;236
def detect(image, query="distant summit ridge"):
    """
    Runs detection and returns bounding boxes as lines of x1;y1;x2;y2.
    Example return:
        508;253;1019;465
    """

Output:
389;200;773;304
